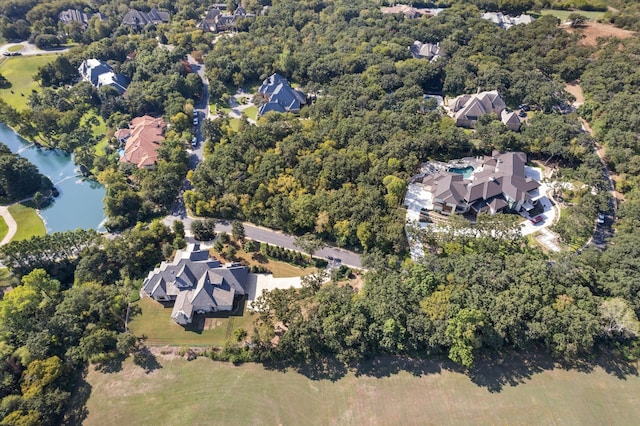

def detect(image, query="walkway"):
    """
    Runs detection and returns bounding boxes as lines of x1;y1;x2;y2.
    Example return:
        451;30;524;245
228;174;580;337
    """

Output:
0;206;17;246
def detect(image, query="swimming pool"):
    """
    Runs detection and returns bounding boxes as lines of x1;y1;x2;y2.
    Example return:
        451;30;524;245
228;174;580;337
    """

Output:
448;166;474;179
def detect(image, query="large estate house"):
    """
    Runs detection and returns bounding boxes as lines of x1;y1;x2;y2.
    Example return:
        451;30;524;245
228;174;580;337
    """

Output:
448;90;521;131
381;4;434;19
257;73;307;116
409;41;445;61
78;58;128;94
408;151;540;218
142;244;249;325
116;115;166;168
197;6;254;32
481;12;535;29
121;8;170;30
58;9;106;29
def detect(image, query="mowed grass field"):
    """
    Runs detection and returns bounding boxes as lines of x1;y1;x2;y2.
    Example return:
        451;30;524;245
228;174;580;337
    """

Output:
0;54;58;111
128;297;255;347
83;356;640;426
8;203;45;241
537;8;606;21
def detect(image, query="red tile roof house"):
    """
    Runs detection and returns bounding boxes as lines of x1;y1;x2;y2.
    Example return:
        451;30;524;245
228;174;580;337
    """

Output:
115;115;167;168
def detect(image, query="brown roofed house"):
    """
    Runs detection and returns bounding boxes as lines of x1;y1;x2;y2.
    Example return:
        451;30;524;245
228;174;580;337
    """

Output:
118;115;167;168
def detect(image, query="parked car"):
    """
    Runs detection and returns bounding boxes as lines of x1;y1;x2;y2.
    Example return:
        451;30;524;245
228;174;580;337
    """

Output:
518;104;530;111
191;136;197;147
597;213;605;224
530;215;543;224
193;117;198;126
518;110;527;118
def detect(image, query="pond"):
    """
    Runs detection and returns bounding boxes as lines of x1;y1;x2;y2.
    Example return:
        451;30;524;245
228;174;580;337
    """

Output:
0;122;106;233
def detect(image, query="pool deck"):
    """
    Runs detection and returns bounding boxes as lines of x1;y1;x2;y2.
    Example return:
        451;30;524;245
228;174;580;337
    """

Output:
405;162;560;258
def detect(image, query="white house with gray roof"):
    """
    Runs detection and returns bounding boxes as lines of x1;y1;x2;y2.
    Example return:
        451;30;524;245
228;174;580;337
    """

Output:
142;244;248;325
481;12;534;29
78;59;129;94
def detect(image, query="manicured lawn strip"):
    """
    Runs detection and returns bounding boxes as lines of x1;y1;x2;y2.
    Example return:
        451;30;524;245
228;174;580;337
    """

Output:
84;356;640;426
222;249;316;278
8;203;46;241
7;45;23;52
0;55;58;111
536;9;606;21
242;105;258;120
127;297;255;347
0;216;7;242
229;118;242;131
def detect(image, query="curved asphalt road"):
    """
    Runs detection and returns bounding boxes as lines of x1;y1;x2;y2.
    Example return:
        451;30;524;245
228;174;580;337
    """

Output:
166;55;363;269
0;42;70;56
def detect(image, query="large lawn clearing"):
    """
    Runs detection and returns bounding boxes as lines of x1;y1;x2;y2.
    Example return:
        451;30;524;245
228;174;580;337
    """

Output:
83;355;640;426
0;55;58;111
537;8;606;21
127;297;255;347
8;203;46;241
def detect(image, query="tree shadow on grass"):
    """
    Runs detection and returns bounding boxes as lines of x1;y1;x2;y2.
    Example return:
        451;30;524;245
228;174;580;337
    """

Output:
133;347;162;374
467;348;639;393
64;371;92;426
95;357;125;374
261;356;348;382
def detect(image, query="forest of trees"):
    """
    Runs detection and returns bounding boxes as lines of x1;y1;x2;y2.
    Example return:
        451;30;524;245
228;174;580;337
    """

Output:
2;0;640;423
0;142;53;203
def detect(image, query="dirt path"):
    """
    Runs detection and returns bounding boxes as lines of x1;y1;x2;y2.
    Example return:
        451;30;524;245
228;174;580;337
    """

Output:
0;206;17;246
565;80;585;106
565;21;636;46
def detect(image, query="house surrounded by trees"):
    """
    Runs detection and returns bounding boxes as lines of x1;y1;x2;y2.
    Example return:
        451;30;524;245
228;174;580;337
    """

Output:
121;8;170;31
78;58;128;94
116;115;167;168
58;9;106;30
257;73;306;116
448;90;521;131
407;151;541;218
142;244;249;325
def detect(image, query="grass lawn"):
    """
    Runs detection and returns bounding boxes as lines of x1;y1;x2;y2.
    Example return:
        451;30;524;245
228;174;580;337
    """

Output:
7;44;23;52
8;203;46;241
220;248;316;278
127;297;255;347
0;55;58;111
83;354;640;425
536;9;606;21
0;216;7;242
242;105;258;120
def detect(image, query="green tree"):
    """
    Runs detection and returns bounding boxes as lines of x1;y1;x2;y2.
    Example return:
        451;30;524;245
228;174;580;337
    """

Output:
446;308;486;369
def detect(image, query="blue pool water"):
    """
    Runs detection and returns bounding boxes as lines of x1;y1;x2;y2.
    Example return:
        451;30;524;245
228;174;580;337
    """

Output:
448;166;474;179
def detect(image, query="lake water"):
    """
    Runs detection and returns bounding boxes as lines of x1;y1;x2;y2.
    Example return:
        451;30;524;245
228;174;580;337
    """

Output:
0;122;106;233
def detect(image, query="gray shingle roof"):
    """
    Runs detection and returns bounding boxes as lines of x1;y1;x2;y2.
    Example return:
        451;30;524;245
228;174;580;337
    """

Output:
143;244;249;324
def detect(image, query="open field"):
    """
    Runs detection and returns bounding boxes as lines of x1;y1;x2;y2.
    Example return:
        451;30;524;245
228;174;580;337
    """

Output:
0;55;58;111
538;8;606;21
83;354;640;426
565;21;636;46
8;203;46;241
127;297;255;347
